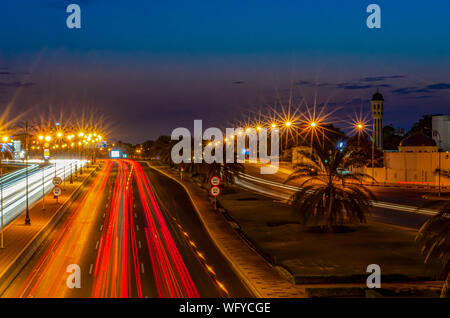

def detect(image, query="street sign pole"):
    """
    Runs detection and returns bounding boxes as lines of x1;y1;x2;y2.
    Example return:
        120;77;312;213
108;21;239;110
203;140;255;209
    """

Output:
210;184;221;210
42;168;45;211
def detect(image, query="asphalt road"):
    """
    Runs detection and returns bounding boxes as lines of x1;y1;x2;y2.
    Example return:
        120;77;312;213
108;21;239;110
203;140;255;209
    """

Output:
2;160;249;298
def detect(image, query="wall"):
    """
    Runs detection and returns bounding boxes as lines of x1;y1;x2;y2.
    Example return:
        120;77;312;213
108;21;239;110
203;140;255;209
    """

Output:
362;152;450;186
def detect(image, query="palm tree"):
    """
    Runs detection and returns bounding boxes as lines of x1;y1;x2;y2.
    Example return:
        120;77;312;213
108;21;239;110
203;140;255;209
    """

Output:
285;143;376;232
181;141;244;188
416;202;450;298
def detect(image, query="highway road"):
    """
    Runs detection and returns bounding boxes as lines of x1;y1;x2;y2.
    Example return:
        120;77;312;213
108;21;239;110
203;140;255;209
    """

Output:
1;159;87;226
2;160;249;298
239;164;444;229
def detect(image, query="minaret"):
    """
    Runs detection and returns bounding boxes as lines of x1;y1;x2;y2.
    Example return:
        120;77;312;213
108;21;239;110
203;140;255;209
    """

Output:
371;91;384;150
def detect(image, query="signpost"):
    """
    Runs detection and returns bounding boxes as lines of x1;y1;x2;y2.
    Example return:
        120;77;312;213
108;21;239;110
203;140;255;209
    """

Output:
52;176;62;186
210;176;220;186
210;176;221;209
180;167;184;180
53;186;62;203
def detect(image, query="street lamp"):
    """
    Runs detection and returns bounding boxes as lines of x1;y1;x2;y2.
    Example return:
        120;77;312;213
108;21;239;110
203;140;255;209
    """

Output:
355;122;365;146
24;121;31;225
0;136;9;248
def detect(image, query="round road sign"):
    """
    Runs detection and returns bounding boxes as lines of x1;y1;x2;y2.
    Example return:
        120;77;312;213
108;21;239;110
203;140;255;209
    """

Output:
210;186;221;197
210;176;220;186
53;186;62;197
52;176;63;186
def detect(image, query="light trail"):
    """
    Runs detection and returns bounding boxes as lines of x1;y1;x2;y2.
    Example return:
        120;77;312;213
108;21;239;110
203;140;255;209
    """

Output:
2;159;88;225
131;160;200;298
15;161;113;298
236;172;440;216
92;160;143;298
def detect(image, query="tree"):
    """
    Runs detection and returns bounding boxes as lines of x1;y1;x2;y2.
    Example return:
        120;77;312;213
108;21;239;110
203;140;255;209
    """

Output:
346;133;383;167
383;125;403;151
416;202;450;298
181;140;244;187
285;143;376;232
407;115;440;138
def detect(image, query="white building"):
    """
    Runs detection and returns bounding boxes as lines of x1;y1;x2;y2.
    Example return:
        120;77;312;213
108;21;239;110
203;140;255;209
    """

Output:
432;115;450;151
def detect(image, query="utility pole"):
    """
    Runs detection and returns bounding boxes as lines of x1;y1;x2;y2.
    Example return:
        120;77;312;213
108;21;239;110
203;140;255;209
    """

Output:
371;128;375;184
25;121;31;225
42;167;45;211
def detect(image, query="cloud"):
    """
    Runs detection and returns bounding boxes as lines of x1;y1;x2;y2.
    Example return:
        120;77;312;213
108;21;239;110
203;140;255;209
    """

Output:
361;75;405;82
426;83;450;90
294;80;333;87
294;80;312;85
337;83;373;90
232;81;245;84
409;95;433;99
0;72;10;75
0;81;36;88
391;87;420;95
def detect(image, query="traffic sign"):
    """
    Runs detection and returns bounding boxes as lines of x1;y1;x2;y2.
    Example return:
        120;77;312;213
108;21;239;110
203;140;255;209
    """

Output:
53;186;62;197
52;176;62;186
210;186;221;197
210;176;220;186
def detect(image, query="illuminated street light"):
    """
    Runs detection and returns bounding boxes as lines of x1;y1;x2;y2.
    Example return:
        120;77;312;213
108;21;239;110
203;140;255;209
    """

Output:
38;135;44;140
45;135;51;142
285;121;292;127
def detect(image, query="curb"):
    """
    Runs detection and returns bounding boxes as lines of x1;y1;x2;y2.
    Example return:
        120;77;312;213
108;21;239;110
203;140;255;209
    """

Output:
144;162;263;298
0;166;99;296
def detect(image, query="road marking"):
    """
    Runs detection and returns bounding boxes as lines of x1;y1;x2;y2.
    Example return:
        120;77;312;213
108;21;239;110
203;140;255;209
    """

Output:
134;213;137;218
138;241;142;249
140;262;145;274
105;203;108;208
133;203;136;208
136;224;139;231
100;224;103;231
89;264;94;275
95;240;99;250
103;213;105;218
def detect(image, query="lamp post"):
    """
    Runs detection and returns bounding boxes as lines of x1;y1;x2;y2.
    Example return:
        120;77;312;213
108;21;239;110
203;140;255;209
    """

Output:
0;135;11;248
356;123;364;147
42;166;45;211
24;121;30;225
371;123;375;185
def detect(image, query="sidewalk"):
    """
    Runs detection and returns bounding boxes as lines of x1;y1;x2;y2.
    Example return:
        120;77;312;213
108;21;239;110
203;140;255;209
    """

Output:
0;165;98;295
147;163;305;298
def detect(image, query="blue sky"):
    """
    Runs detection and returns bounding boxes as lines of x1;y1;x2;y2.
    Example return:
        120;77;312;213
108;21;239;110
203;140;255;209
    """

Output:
0;0;449;142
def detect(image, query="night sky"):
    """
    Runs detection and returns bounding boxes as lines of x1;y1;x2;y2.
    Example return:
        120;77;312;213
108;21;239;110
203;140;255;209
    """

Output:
0;0;449;143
